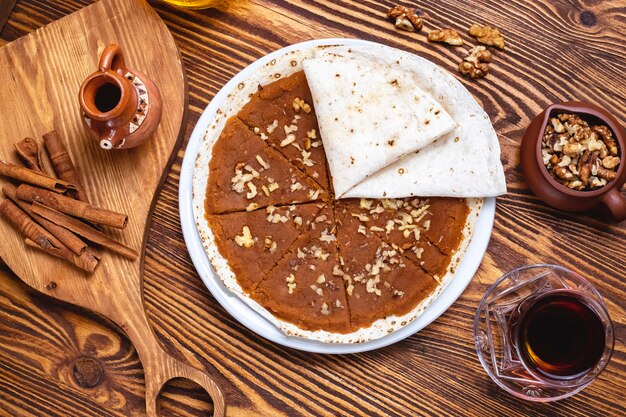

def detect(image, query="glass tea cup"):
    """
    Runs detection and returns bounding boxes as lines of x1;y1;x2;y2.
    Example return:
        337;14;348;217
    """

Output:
474;264;614;401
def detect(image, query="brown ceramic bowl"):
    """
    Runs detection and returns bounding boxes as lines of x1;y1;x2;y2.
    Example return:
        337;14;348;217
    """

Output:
520;101;626;222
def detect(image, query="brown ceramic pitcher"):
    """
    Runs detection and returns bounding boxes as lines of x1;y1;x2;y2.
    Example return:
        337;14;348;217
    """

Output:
520;101;626;222
79;44;162;150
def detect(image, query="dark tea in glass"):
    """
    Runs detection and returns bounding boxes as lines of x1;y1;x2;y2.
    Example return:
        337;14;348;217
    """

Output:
515;290;606;380
474;265;614;401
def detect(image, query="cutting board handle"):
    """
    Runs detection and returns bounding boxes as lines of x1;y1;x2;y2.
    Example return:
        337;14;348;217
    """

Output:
144;345;226;416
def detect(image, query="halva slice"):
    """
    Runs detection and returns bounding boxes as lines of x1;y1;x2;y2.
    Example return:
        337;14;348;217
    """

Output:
205;117;327;214
237;71;331;191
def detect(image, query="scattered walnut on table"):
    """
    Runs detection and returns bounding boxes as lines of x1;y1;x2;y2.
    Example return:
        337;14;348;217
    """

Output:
427;28;464;46
387;5;424;32
458;45;492;79
468;24;505;49
542;113;621;191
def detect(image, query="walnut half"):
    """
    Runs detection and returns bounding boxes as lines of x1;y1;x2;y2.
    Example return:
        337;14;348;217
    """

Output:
427;28;464;46
468;24;505;49
387;5;423;32
459;46;492;79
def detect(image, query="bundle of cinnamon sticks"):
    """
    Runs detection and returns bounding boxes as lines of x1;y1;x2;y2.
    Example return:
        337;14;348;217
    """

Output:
0;130;137;273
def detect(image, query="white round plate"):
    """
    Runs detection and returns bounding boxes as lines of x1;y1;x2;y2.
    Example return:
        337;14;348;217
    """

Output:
179;39;496;354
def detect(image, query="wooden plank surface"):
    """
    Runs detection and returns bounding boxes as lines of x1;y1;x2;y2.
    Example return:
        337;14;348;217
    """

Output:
1;0;625;416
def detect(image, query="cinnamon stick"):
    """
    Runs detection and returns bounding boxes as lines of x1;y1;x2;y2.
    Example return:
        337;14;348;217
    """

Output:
3;184;87;255
32;202;138;260
14;137;43;172
0;199;98;273
24;238;99;273
16;184;128;229
43;130;89;202
0;160;76;193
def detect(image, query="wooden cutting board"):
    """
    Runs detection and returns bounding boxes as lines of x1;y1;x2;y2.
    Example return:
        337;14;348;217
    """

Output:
0;0;225;415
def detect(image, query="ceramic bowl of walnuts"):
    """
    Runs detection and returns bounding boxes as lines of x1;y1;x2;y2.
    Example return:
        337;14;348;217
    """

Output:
520;101;626;222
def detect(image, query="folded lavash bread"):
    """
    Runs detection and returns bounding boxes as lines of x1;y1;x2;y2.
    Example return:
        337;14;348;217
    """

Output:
302;55;456;197
306;45;507;198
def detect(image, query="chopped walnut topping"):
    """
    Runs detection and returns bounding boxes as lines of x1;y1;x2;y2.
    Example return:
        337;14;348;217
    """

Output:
333;265;343;276
263;237;277;253
320;302;330;315
234;226;254;248
300;150;315;167
286;274;296;294
366;276;382;296
346;283;354;297
320;229;337;243
393;289;405;298
293;97;311;113
468;24;505;49
266;119;279;134
370;226;385;232
315;214;328;223
427;28;463;46
261;185;270;196
351;212;370;222
411;205;430;223
284;124;298;134
266;212;289;223
293;216;303;227
308;189;321;200
310;284;324;296
316;274;326;284
413;247;424;259
246;203;259;211
335;299;344;308
423;220;431;231
307;129;317;139
312;246;330;261
385;220;395;234
359;199;374;209
231;163;255;194
268;182;279;192
381;199;400;210
246;182;257;199
255;155;270;170
370;204;384;214
297;247;306;259
290;181;303;192
280;134;296;147
387;5;424;32
357;225;367;235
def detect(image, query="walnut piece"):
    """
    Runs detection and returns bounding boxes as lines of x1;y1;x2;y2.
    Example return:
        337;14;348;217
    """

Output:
427;28;463;46
234;226;254;248
541;113;620;191
458;45;492;79
468;24;505;49
387;5;423;32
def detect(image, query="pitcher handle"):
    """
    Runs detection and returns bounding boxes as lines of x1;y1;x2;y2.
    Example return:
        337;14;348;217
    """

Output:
99;44;127;73
600;187;626;222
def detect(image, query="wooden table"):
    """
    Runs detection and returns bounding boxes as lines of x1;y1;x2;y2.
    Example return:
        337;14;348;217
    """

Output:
1;1;624;416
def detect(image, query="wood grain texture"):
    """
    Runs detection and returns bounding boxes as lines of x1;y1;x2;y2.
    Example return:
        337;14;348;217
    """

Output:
0;0;224;415
2;0;626;416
